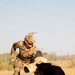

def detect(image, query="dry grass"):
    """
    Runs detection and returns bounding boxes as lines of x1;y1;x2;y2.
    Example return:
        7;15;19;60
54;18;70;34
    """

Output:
0;60;75;75
63;68;75;75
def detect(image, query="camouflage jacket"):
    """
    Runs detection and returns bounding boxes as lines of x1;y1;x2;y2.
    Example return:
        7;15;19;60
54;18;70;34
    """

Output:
10;41;38;63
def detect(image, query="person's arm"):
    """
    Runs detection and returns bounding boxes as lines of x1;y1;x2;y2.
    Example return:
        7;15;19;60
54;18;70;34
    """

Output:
30;50;43;63
34;50;47;64
30;44;47;63
10;41;22;62
24;50;47;73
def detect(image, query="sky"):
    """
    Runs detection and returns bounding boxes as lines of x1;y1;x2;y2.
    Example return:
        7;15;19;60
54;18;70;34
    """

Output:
0;0;75;55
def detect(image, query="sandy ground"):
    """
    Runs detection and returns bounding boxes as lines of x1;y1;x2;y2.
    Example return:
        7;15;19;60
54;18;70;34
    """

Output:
0;68;75;75
0;70;34;75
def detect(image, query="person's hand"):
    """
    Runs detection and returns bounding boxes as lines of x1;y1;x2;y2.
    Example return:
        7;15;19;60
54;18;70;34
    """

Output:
10;57;15;62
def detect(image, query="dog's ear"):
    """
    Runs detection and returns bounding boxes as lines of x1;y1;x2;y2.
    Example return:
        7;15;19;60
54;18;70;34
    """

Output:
36;63;52;70
36;63;45;69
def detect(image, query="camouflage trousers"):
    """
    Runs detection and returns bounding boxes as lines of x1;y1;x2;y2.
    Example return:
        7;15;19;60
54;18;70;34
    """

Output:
13;58;29;75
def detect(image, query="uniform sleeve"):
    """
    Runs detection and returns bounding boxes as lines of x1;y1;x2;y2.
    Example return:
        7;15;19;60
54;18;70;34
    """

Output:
30;46;43;63
33;48;47;64
10;41;22;58
35;50;43;57
32;45;38;55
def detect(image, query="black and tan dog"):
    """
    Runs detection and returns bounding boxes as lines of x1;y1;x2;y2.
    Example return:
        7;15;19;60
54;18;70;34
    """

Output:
24;51;65;75
24;62;65;75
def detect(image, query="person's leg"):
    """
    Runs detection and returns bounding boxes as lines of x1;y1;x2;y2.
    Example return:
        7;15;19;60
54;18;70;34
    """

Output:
13;67;20;75
13;58;23;75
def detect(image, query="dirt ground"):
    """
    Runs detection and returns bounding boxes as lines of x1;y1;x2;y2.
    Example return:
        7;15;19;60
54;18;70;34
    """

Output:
0;68;75;75
0;70;34;75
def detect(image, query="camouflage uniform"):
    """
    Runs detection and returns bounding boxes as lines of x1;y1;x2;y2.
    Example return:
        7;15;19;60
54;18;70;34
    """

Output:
10;33;47;75
10;34;38;75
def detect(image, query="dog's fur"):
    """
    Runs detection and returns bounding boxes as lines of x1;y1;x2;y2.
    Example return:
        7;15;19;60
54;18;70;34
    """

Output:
34;63;65;75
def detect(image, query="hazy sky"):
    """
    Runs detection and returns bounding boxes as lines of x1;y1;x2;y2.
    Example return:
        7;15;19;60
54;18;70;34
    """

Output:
0;0;75;55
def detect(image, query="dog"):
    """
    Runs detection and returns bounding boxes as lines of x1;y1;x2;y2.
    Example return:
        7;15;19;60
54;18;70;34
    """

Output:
24;62;65;75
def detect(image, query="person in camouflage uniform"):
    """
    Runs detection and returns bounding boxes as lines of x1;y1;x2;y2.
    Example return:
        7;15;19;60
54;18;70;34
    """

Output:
10;33;47;75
